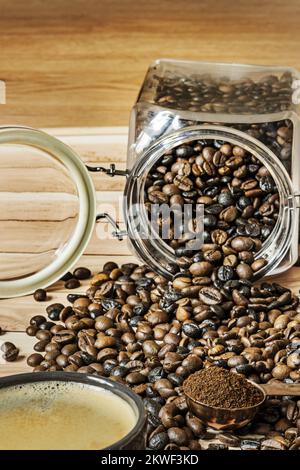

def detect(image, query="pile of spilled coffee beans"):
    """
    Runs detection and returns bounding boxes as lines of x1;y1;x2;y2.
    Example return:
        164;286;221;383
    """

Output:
23;141;300;450
25;260;300;450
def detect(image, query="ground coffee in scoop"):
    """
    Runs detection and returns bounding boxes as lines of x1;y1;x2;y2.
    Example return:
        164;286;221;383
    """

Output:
183;366;264;409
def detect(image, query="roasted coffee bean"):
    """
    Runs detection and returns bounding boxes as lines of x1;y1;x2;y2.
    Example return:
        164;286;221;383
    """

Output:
56;354;69;368
143;340;160;357
218;192;234;206
251;258;268;272
240;439;261;450
218;433;240;447
72;298;91;316
73;267;91;280
1;342;16;353
34;340;49;352
217;266;234;282
103;261;119;272
148;432;169;450
167;427;188;446
45;343;60;354
1;342;19;362
80;352;96;365
65;278;81;289
53;329;76;345
126;372;147;385
199;287;222;305
30;315;46;327
67;293;89;303
27;353;44;367
148;367;166;383
26;325;38;336
211;229;228;245
272;364;291;380
51;326;65;336
36;330;52;341
189;262;213;277
69;353;84;368
182;322;202;339
236;263;253;280
261;438;287;450
60;271;73;282
61;344;78;356
39;321;55;331
95;315;115;331
231;237;254;252
208;443;228;450
33;289;47;302
46;303;64;321
44;350;60;361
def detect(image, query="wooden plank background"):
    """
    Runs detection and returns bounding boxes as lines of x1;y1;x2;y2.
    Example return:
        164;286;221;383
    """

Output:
0;0;300;127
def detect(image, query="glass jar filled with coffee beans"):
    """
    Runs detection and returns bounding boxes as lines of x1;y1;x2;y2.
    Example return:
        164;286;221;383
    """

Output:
125;59;300;279
1;60;300;297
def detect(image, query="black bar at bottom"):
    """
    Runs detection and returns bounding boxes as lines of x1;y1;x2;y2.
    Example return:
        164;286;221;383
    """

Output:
0;450;298;467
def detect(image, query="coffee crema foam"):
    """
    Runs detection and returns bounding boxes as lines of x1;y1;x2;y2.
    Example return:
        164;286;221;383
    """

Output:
0;381;137;450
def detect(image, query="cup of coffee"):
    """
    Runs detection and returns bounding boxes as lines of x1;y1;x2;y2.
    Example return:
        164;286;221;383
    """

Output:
0;372;146;450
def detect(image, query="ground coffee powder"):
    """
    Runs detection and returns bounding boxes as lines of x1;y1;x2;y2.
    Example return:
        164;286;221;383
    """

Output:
183;366;264;409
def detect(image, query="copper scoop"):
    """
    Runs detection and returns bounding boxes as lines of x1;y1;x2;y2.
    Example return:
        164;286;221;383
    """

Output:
184;380;300;431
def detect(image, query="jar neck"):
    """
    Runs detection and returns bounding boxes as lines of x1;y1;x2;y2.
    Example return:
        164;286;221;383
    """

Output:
124;125;297;279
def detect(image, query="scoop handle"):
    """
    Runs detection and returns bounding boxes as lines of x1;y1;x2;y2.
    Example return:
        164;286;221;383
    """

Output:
262;381;300;397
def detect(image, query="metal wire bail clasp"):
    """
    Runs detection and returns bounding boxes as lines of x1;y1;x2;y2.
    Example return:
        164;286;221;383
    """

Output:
96;213;127;240
86;163;129;177
87;163;128;239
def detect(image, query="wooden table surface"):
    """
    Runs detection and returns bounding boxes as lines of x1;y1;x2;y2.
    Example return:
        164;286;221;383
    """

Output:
0;0;300;127
1;1;300;377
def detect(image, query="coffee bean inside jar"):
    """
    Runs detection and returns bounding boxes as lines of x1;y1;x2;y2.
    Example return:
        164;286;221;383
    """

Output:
144;137;278;282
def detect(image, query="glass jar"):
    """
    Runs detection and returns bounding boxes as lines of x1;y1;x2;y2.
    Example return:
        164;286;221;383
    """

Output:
1;59;300;298
0;126;96;298
125;59;300;279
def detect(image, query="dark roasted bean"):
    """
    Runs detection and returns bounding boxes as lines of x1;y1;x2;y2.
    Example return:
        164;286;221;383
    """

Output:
65;278;81;289
73;267;92;280
30;315;46;327
27;353;44;367
33;289;47;302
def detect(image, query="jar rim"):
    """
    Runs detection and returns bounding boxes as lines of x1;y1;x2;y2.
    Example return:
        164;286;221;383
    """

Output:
125;124;296;279
0;126;96;297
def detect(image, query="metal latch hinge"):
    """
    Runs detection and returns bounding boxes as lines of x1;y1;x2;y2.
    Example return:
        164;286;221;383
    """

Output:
292;193;300;209
86;163;129;177
96;213;127;240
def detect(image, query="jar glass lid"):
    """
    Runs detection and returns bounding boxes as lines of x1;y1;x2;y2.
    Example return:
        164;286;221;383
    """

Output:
0;127;96;298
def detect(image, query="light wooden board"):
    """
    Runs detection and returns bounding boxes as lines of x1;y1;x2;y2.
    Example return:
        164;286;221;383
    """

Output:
0;127;300;379
1;1;300;128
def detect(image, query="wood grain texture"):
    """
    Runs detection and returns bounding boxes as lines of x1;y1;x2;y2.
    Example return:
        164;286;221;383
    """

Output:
0;0;299;127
